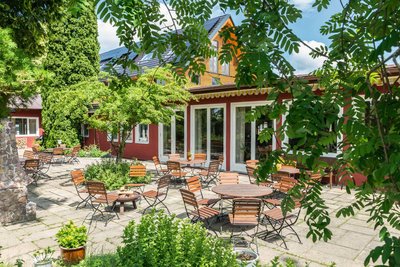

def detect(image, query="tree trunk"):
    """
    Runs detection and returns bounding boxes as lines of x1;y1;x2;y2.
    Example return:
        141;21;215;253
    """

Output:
116;130;128;163
0;118;36;224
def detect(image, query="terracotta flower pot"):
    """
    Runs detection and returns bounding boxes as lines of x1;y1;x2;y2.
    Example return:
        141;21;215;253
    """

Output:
60;246;85;264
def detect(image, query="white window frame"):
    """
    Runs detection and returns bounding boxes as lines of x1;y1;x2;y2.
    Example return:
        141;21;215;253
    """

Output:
158;109;187;161
221;61;230;76
230;101;277;172
282;100;343;158
190;103;226;169
12;117;39;137
81;124;89;138
135;124;150;144
107;131;119;142
125;130;133;143
209;40;218;73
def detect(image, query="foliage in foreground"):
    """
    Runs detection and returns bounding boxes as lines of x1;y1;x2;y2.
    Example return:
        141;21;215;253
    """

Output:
78;145;109;158
117;211;237;267
85;159;151;190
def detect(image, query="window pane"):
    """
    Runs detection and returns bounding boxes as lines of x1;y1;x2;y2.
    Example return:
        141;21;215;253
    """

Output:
126;130;133;142
210;41;218;73
175;111;185;155
210;108;224;160
138;125;149;142
222;62;229;75
255;114;273;160
235;107;251;164
28;119;37;135
211;77;220;85
194;109;207;154
14;118;28;135
163;123;171;155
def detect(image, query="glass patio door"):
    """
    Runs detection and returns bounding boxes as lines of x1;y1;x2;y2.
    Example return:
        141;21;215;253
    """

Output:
192;106;225;164
231;103;274;172
159;111;185;161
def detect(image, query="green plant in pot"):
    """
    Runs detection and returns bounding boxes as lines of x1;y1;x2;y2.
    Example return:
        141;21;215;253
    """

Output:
55;221;87;264
32;247;54;267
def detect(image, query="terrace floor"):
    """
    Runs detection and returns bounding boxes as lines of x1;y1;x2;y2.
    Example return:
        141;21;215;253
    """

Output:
0;157;394;266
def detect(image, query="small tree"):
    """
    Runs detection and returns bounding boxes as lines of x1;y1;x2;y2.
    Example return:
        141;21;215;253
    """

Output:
89;66;191;162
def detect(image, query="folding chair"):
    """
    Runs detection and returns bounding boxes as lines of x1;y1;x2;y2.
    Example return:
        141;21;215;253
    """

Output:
125;165;147;193
261;200;302;249
219;172;240;185
142;174;172;214
193;153;207;169
180;188;221;234
198;160;220;187
31;145;40;155
167;161;188;184
168;153;180;161
245;160;259;167
265;177;298;208
66;145;80;164
229;198;262;251
86;181;119;224
24;159;40;185
152;156;168;177
246;165;272;186
186;176;219;207
23;150;35;160
52;147;65;164
70;170;90;209
38;153;53;175
218;155;224;171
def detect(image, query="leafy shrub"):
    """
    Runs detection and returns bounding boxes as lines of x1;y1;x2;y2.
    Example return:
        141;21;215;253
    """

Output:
74;253;119;267
56;221;87;249
85;159;151;190
78;145;109;158
117;211;238;267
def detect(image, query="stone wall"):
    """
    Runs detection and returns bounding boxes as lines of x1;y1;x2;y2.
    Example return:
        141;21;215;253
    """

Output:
0;118;36;224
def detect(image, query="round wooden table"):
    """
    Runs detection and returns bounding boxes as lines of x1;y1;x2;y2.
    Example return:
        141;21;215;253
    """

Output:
212;184;273;198
116;192;141;214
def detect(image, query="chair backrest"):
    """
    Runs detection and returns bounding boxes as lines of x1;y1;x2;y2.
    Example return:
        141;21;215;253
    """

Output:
59;144;67;149
71;146;80;156
24;159;40;169
271;172;289;182
193;153;207;161
232;198;262;219
31;146;39;153
153;156;161;167
157;174;171;191
180;188;200;213
208;160;220;174
39;153;52;164
168;154;180;161
218;155;224;164
279;177;298;192
53;147;64;155
70;169;85;186
219;172;240;185
23;150;35;160
186;176;202;193
167;161;181;172
246;165;256;184
86;181;107;197
129;165;146;177
245;159;259;166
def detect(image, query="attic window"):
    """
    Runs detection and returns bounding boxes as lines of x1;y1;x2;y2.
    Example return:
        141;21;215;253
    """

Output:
141;52;154;61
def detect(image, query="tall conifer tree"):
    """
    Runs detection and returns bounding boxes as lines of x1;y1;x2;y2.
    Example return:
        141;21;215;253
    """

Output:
43;0;100;147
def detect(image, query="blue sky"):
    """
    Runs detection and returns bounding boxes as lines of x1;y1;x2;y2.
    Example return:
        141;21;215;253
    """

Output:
97;1;342;74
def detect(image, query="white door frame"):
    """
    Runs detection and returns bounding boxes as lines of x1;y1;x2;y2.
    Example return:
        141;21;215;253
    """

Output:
230;101;276;172
158;110;187;161
190;103;226;169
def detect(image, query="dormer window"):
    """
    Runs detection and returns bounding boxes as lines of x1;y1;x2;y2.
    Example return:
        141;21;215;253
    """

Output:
209;41;218;73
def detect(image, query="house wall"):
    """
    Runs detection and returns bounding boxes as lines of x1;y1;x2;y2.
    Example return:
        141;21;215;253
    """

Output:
10;109;43;148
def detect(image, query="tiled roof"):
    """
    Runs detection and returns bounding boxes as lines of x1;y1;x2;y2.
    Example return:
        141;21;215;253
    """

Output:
99;14;232;74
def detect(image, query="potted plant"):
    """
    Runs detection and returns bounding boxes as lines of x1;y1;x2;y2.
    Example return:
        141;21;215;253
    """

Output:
55;221;87;264
32;247;54;267
234;248;259;267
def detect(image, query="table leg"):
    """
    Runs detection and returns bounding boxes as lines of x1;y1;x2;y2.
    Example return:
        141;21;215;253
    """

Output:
132;200;137;209
120;202;125;214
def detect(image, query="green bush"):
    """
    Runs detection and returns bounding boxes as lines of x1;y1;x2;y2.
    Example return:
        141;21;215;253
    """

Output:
56;221;87;249
74;254;119;267
85;159;151;190
78;145;109;158
117;211;238;267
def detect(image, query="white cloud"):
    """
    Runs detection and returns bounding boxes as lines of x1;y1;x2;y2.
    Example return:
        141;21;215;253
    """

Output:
289;40;326;74
290;0;314;11
97;20;120;53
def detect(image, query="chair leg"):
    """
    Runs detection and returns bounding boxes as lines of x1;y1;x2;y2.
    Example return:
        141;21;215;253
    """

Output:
154;198;170;214
142;197;158;214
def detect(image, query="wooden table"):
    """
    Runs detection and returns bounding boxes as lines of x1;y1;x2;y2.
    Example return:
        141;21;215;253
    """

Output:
278;166;300;177
212;184;273;198
178;159;206;165
116;191;141;214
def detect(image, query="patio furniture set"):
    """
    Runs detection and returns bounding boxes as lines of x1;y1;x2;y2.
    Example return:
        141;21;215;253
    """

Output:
70;155;323;250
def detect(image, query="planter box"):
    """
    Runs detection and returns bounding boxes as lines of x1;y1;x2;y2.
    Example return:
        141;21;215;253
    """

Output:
234;248;259;267
60;246;85;264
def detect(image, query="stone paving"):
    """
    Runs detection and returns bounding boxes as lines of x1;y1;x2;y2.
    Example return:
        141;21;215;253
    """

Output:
0;157;396;266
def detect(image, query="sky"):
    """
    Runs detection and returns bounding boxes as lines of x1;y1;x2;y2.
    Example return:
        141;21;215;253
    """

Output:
97;1;342;75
